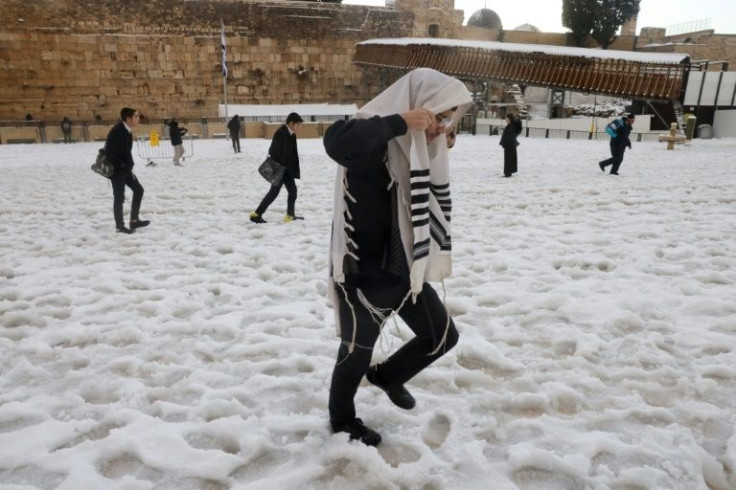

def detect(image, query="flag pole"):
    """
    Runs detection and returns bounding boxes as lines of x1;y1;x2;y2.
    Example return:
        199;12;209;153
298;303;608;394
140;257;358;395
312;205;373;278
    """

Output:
221;20;228;119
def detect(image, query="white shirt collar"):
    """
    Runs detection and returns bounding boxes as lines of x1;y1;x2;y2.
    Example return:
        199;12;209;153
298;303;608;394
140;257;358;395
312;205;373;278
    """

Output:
123;121;133;133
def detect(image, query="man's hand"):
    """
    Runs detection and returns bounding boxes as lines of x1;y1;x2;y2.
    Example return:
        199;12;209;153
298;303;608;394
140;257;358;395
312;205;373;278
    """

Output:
401;108;434;131
627;141;632;149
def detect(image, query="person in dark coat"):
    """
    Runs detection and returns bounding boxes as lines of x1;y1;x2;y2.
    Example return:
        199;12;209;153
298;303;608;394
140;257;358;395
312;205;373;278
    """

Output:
61;117;73;143
168;119;188;166
322;68;472;446
249;112;304;223
599;113;635;175
104;107;150;234
227;115;241;153
499;112;522;177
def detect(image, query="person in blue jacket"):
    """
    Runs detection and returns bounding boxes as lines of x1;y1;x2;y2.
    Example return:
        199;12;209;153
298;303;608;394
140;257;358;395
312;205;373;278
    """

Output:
599;113;635;175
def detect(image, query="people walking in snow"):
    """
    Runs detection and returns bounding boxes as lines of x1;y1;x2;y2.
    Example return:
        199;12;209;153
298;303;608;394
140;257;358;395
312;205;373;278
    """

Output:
61;117;73;143
322;68;473;446
499;112;522;177
227;115;241;153
104;107;150;234
249;112;304;224
168;119;188;166
599;113;635;175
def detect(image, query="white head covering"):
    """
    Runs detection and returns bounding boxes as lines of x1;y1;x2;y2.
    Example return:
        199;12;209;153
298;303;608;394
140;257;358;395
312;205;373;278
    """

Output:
332;68;473;295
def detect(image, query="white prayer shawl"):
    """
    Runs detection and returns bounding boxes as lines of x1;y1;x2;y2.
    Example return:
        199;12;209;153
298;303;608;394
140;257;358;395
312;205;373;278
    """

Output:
330;69;472;337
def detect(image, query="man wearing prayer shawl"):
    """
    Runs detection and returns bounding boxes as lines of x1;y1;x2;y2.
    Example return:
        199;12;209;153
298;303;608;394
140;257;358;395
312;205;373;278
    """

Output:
323;68;473;446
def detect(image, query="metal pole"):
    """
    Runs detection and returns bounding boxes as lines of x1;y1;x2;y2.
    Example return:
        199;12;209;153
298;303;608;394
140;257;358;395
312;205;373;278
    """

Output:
590;94;597;133
223;74;228;119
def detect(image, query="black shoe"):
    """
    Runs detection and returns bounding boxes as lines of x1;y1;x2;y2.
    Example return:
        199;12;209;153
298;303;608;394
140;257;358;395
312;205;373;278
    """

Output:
610;172;619;175
366;365;416;410
250;212;267;224
116;226;135;234
503;174;512;178
130;219;150;229
331;418;381;446
283;214;305;222
599;162;605;172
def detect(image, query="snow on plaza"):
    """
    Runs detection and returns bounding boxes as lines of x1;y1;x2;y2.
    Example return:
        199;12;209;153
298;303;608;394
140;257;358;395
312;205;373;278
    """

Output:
1;133;735;490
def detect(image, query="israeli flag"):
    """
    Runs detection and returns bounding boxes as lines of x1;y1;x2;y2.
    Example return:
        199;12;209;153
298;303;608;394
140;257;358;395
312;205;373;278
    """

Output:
221;26;227;78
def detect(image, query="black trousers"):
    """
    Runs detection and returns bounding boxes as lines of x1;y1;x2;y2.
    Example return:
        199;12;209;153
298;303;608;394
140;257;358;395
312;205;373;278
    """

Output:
328;279;459;424
63;130;72;143
112;172;144;229
230;132;240;152
600;142;626;173
255;173;297;217
503;146;518;176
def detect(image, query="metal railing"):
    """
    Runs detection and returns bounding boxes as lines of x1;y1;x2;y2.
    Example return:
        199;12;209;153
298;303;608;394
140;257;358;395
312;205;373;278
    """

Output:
475;124;662;143
665;18;712;36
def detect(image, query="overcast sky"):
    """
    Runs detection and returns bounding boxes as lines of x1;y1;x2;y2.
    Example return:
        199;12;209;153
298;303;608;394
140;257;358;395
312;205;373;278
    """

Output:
342;0;736;35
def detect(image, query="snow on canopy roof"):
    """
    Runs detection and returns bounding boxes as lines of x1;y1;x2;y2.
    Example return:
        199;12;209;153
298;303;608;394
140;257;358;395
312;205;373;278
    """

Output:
358;38;690;65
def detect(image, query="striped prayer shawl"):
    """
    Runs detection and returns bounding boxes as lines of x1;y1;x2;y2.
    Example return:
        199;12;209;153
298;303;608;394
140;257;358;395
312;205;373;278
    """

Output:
331;68;472;299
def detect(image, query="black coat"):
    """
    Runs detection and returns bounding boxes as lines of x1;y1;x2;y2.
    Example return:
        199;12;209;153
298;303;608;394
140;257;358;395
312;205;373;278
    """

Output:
104;121;134;175
168;122;187;146
324;114;409;282
227;117;240;135
499;120;521;148
269;124;301;179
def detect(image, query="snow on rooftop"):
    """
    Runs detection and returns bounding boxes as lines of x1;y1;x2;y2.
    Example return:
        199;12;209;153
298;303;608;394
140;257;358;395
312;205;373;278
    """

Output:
359;37;690;65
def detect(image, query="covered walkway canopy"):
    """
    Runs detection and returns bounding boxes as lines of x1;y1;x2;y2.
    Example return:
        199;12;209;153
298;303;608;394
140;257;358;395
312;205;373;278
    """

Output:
354;38;691;102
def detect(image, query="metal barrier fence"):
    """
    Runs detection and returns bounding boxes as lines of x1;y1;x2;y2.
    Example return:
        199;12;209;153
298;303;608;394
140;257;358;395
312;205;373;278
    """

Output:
476;124;662;143
136;135;194;164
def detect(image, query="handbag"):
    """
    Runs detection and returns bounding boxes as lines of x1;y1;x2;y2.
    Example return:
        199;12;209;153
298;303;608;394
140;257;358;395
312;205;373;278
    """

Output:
91;148;114;179
258;156;285;185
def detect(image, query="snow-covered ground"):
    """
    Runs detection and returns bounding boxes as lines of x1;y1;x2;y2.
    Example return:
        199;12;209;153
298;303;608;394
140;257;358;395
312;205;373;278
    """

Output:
1;134;735;490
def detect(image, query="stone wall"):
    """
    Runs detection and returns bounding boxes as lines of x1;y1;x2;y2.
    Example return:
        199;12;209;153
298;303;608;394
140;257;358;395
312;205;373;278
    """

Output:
637;28;736;69
0;0;415;122
2;0;733;126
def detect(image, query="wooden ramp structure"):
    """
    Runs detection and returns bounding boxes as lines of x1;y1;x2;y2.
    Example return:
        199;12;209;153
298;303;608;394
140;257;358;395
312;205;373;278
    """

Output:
353;38;691;102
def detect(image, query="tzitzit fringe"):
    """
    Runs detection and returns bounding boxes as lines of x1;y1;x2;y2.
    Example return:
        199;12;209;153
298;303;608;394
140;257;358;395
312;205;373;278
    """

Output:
427;280;451;356
340;282;451;360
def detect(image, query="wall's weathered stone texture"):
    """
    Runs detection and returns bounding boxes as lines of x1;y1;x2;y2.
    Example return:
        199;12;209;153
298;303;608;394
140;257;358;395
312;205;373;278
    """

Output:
1;0;733;124
637;28;735;69
0;0;421;121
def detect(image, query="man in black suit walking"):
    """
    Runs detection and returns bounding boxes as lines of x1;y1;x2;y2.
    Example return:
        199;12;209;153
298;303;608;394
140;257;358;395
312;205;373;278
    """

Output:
104;107;150;234
227;115;241;153
249;112;304;223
